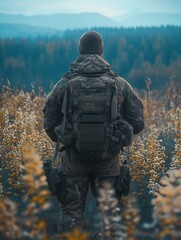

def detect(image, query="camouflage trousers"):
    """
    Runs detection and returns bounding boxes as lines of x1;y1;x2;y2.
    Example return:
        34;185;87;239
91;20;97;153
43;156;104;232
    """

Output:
57;174;118;233
54;149;121;233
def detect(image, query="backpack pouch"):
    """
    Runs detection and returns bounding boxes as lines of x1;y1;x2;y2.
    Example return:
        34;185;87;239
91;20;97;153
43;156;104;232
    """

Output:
75;122;105;152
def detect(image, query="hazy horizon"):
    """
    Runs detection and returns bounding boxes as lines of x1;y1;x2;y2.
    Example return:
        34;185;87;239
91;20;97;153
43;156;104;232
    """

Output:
0;0;181;17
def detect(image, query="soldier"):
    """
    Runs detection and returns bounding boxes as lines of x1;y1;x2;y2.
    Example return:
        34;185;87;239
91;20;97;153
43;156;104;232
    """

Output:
43;31;144;233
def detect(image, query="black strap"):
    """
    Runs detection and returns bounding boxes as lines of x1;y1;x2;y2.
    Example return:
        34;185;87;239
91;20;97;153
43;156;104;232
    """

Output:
59;146;66;152
111;82;118;121
79;72;106;78
52;86;68;163
52;140;61;163
61;87;68;136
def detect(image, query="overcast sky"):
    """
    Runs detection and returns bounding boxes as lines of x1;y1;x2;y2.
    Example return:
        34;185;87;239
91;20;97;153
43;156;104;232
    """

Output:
0;0;181;17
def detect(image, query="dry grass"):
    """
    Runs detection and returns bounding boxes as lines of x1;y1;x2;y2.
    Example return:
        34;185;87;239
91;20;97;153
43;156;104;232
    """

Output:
0;81;180;239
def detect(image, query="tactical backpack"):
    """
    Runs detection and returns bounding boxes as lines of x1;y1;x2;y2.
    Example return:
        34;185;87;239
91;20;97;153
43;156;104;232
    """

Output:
54;73;133;160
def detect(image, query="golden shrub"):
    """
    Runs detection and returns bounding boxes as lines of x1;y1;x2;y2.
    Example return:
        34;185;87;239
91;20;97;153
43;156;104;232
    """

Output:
153;169;181;239
0;81;180;239
0;145;50;240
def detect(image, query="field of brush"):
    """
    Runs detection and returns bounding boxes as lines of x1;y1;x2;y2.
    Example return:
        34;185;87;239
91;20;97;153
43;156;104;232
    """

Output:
0;81;180;240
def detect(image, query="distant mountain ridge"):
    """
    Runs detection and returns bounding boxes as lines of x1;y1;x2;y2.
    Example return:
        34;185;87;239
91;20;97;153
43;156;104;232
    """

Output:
0;12;117;30
113;12;181;27
0;12;181;38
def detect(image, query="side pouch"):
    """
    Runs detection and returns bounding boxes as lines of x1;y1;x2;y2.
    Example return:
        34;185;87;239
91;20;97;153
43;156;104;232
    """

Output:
119;120;133;147
112;120;133;149
54;123;75;146
116;161;131;197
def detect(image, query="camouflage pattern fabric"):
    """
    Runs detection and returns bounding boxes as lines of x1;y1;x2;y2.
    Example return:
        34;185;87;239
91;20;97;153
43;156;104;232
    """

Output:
43;54;144;232
57;174;117;233
43;54;144;142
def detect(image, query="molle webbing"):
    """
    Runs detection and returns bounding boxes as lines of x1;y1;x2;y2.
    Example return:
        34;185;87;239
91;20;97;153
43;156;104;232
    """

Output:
68;77;115;114
66;74;118;153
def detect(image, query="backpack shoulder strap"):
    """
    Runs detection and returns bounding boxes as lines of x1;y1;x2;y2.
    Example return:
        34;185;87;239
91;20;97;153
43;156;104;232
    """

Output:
68;76;83;109
101;76;118;121
111;82;118;121
61;86;68;135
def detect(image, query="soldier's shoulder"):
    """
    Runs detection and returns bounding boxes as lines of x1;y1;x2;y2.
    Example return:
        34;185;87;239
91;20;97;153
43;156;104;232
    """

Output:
47;72;73;101
54;72;73;90
109;71;129;91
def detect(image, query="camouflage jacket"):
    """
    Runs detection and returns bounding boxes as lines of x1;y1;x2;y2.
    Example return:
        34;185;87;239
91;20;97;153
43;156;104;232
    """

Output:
43;54;144;142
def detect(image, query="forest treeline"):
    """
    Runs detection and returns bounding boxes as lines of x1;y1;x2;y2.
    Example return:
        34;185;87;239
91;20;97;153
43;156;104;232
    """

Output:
0;26;181;91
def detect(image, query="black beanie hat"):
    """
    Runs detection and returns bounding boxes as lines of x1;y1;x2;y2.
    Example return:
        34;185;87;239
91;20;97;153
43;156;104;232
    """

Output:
79;31;104;55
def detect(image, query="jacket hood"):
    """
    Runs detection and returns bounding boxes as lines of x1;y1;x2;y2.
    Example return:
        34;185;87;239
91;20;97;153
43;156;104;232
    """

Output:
70;54;110;75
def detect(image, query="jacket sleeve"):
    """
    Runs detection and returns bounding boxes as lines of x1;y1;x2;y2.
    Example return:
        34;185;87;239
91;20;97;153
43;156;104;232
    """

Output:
43;80;65;142
123;82;144;134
